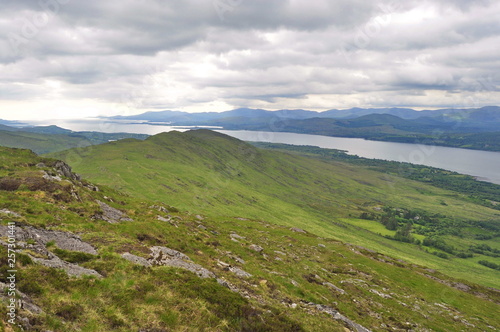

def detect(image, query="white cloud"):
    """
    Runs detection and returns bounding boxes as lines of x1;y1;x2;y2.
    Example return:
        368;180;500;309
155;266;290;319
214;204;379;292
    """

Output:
0;0;498;120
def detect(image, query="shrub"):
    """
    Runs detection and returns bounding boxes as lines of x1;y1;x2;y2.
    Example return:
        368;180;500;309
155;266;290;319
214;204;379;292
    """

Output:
478;260;500;270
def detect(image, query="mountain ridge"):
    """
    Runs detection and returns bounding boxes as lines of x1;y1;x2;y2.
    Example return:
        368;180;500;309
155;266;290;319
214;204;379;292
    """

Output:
103;105;500;122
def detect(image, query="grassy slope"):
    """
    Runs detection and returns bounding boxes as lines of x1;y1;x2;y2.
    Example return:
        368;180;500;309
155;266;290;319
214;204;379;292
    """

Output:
0;130;94;154
49;130;500;289
1;146;499;331
0;129;149;154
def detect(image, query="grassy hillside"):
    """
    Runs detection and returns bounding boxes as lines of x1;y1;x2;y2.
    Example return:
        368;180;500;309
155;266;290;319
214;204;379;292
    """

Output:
1;147;500;331
0;126;148;154
49;130;500;289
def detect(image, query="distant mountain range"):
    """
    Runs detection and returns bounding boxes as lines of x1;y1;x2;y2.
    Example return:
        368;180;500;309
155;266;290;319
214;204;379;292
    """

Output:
99;106;500;151
105;106;500;126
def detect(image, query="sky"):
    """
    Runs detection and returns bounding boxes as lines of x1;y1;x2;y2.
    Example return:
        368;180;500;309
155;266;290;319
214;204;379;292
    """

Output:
0;0;499;120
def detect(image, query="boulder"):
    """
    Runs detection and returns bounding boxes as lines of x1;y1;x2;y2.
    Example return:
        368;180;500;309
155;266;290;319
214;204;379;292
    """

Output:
96;200;133;223
148;246;215;279
121;252;152;267
249;244;264;253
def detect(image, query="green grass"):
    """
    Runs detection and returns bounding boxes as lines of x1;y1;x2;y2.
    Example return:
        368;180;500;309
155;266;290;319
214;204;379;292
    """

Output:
1;144;500;331
0;129;148;154
48;130;500;289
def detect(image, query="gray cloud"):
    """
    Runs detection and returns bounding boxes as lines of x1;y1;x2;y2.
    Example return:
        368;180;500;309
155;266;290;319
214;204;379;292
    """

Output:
0;0;499;119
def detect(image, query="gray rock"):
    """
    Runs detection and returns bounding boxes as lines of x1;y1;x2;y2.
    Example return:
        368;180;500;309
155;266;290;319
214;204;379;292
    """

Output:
249;244;264;253
302;301;372;332
32;256;102;278
0;225;98;255
121;252;152;267
318;244;326;248
148;246;215;279
233;256;245;264
323;282;346;295
217;260;251;277
0;282;43;315
97;200;133;223
230;232;246;240
149;205;169;213
290;227;306;233
53;161;81;181
369;289;392;299
157;215;171;222
42;171;62;182
228;266;252;278
216;278;241;293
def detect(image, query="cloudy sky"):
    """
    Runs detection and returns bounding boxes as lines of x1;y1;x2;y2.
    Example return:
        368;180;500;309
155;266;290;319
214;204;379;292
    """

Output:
1;0;499;120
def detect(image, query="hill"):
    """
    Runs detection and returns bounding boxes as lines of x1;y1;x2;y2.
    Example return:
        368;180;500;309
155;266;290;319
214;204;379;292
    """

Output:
0;125;149;154
2;144;500;331
50;130;500;289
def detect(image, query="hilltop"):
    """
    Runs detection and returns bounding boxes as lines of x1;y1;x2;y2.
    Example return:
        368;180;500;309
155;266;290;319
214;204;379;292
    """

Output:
1;142;500;331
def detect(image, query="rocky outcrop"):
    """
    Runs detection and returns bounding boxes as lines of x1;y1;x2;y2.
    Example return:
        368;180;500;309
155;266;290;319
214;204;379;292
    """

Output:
32;256;102;277
0;282;43;315
217;260;252;278
300;301;372;332
0;225;97;256
121;252;152;267
323;282;346;295
148;246;215;279
53;161;81;181
96;200;133;223
0;225;101;277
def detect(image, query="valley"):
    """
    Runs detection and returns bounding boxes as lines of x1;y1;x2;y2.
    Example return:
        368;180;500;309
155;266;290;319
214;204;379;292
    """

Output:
49;130;500;290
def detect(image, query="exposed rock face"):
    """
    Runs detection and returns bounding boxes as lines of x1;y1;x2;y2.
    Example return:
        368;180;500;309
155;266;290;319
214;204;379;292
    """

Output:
96;200;133;223
32;256;102;278
0;225;101;277
53;160;81;181
0;225;98;256
148;246;215;279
